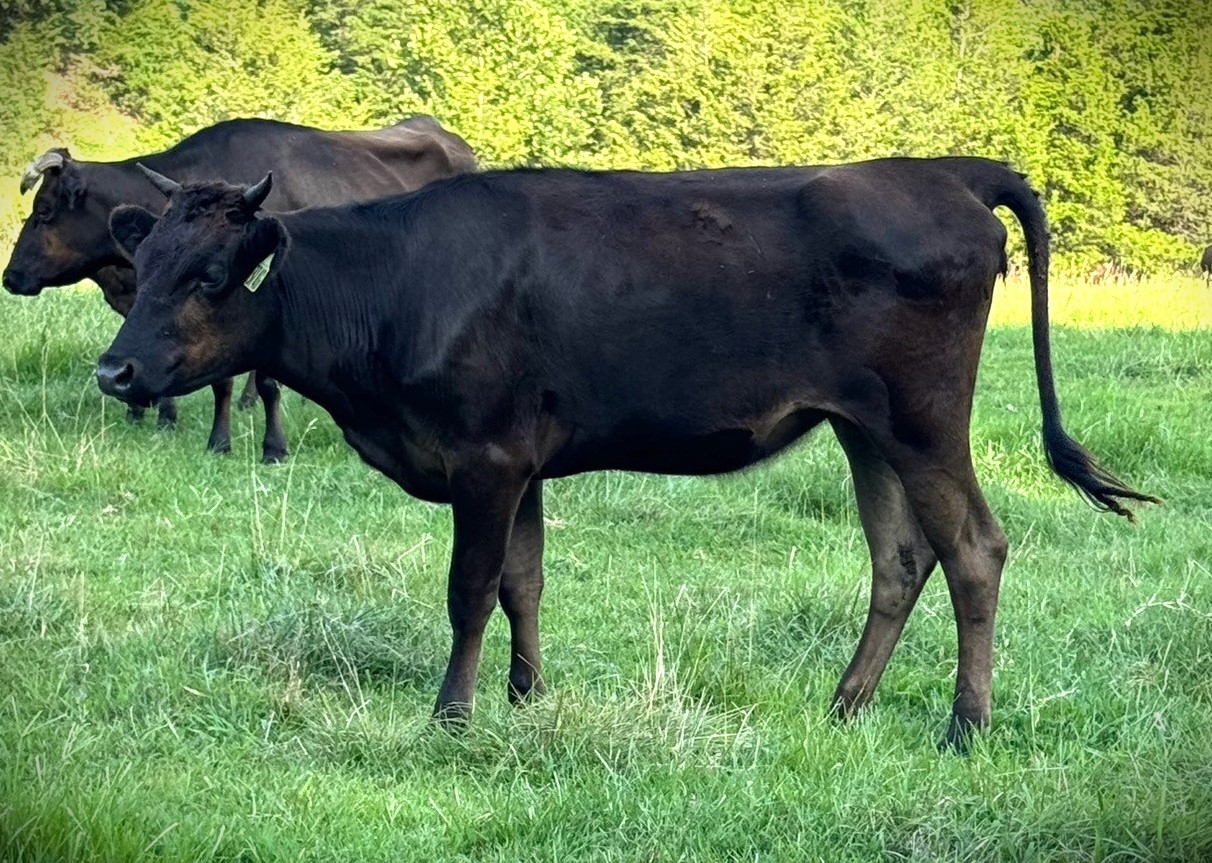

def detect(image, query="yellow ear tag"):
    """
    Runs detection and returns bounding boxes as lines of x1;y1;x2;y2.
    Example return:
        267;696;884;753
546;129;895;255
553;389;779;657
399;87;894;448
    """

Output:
244;253;274;292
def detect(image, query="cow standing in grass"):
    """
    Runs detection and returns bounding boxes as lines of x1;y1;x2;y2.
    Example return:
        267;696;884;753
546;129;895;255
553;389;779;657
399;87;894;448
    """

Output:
4;116;476;462
1201;245;1212;281
96;159;1155;748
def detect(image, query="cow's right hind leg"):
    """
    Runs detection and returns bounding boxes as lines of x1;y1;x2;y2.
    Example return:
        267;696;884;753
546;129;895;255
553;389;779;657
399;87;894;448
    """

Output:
830;418;937;719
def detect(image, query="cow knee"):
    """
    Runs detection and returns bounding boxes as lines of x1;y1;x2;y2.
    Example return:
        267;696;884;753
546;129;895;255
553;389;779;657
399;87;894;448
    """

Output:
499;574;542;617
987;525;1009;569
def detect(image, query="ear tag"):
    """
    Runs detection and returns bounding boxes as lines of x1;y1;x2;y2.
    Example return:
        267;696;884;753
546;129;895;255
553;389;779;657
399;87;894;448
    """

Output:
244;253;274;293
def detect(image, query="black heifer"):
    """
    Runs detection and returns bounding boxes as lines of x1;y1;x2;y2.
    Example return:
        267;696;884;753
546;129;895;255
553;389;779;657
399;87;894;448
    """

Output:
1201;244;1212;280
97;159;1156;747
6;116;476;461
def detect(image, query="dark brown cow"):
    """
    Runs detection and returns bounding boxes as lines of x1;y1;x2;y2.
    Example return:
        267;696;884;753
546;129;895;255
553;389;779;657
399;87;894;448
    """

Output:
97;158;1156;748
5;116;476;461
1201;244;1212;280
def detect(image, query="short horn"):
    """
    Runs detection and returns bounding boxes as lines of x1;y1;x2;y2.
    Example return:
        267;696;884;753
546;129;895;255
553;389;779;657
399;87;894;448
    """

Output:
137;162;181;197
19;150;65;194
242;172;273;210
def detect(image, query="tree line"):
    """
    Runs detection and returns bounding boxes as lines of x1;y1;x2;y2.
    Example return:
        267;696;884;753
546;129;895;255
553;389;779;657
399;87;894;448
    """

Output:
2;0;1210;273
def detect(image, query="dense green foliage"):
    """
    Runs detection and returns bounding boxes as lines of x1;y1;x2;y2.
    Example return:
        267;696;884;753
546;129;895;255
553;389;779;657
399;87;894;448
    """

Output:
1;278;1210;861
1;0;1211;271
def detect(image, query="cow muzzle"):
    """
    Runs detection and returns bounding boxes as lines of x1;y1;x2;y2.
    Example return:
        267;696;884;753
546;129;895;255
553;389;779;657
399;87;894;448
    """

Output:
2;268;42;296
96;355;139;399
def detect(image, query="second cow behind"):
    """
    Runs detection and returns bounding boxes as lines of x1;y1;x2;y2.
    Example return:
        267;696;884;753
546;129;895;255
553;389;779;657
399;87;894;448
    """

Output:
4;115;477;461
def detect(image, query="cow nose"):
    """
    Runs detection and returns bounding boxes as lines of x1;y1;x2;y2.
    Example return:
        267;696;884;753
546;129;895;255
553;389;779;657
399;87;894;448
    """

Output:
3;268;30;295
3;268;42;296
96;356;137;397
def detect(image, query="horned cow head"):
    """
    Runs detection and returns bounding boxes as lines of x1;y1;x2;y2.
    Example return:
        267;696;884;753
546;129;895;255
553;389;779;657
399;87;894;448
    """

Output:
97;166;288;404
3;148;96;295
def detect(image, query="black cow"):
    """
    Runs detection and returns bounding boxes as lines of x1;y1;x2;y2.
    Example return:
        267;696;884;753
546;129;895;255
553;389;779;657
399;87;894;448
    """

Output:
97;159;1156;747
5;116;476;461
1201;244;1212;280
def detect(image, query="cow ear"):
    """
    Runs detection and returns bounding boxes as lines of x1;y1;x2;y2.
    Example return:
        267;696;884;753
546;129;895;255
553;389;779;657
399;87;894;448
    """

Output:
109;205;159;261
239;216;289;291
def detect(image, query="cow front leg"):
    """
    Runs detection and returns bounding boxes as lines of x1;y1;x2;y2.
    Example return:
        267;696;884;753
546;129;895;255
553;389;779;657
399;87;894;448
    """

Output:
207;378;234;454
500;479;546;704
434;459;530;724
829;419;937;719
236;372;260;411
255;373;289;464
125;401;145;423
155;396;177;430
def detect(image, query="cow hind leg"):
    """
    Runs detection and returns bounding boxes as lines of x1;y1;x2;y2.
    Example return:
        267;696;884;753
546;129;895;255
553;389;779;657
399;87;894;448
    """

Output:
499;479;546;704
867;429;1008;751
236;372;260;411
256;373;289;464
207;378;234;454
829;418;937;719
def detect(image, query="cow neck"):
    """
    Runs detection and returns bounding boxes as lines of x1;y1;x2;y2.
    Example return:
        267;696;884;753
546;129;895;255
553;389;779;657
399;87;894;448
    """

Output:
261;215;389;421
76;157;186;275
91;158;175;217
68;161;164;272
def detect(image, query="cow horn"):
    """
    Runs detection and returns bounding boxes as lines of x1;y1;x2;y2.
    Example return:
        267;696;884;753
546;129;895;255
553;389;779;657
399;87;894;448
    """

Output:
19;150;65;194
243;172;273;210
137;163;182;197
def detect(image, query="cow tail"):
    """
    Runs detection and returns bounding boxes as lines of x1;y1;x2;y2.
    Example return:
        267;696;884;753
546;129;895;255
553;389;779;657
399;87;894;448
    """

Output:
987;167;1159;521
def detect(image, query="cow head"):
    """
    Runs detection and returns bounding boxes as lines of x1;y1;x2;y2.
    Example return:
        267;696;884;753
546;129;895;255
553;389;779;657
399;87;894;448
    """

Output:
3;148;116;295
96;166;287;404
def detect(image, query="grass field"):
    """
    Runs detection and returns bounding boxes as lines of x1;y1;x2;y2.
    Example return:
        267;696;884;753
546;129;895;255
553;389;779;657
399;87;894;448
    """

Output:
1;274;1210;862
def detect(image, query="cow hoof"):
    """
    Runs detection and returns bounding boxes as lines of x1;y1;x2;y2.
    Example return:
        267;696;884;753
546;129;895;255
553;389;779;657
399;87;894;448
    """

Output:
156;417;177;431
432;701;473;730
237;394;258;411
507;676;546;706
939;714;986;755
208;438;232;455
827;690;867;723
125;407;145;424
261;448;289;465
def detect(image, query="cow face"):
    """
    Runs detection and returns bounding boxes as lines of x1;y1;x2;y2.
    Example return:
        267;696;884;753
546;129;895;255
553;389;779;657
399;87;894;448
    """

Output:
96;168;286;405
3;150;116;295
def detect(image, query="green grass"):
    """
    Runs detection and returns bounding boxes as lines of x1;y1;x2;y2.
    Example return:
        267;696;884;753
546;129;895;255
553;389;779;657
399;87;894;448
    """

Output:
1;279;1211;862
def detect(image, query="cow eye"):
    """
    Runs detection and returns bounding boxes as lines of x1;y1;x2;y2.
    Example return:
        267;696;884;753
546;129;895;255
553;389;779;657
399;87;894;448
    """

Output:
198;265;228;294
33;206;53;224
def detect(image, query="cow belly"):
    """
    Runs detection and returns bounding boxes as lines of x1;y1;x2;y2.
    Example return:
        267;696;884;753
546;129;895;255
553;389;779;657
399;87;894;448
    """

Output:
541;407;828;478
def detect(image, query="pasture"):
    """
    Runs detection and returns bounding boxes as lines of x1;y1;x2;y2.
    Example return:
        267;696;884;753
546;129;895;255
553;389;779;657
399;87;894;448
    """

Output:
1;274;1210;861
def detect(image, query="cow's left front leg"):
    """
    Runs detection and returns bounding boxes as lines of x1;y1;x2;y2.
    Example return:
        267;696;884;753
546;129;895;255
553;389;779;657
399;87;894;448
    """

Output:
434;456;530;724
206;378;235;454
255;373;289;464
236;372;260;411
155;396;178;430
